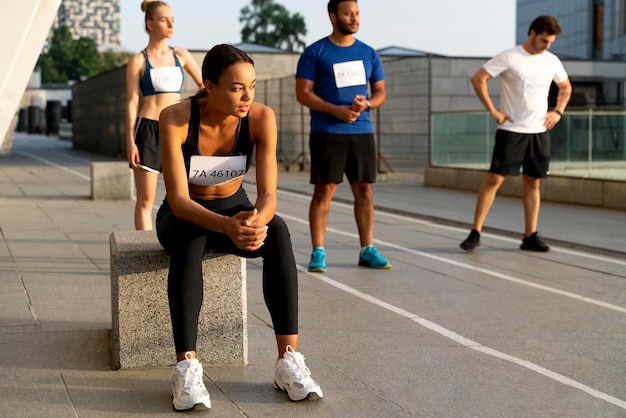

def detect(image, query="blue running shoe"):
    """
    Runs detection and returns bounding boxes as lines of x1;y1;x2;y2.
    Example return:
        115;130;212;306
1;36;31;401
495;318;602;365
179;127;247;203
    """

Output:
358;246;391;269
308;248;326;272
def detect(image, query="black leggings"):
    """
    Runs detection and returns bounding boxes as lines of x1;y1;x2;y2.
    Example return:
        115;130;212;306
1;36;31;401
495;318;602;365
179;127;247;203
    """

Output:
155;187;298;354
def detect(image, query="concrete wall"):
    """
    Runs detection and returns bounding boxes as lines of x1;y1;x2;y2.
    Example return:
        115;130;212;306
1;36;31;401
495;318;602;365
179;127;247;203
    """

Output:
72;67;127;156
71;50;304;159
424;166;626;210
517;0;626;61
70;52;626;171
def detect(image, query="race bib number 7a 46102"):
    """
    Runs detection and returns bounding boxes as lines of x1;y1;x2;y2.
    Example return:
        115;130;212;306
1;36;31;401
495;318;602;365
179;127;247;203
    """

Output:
189;155;246;186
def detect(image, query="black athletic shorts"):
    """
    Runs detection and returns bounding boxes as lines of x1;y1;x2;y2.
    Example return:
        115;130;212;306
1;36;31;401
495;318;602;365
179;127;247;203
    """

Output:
309;132;376;184
489;129;550;178
134;117;161;173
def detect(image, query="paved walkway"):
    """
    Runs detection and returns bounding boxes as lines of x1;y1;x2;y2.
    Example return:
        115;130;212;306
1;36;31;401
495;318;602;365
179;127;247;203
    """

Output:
1;133;625;417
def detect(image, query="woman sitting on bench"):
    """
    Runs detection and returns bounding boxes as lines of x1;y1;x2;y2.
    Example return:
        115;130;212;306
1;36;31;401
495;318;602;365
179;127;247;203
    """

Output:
156;44;323;411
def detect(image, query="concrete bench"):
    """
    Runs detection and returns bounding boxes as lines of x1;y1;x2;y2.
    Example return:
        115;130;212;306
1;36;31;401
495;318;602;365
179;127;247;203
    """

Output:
91;162;133;200
109;230;248;369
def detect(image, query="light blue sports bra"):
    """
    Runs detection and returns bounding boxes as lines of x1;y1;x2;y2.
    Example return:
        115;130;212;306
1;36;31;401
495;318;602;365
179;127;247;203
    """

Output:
139;47;184;96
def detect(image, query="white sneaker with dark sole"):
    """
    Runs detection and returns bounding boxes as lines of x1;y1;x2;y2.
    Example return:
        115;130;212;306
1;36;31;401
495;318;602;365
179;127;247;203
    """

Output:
171;353;211;411
273;345;323;401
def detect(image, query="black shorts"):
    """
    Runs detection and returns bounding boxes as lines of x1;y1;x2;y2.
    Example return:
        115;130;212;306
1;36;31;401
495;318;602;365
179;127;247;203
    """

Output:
309;132;376;184
489;129;550;178
134;117;161;173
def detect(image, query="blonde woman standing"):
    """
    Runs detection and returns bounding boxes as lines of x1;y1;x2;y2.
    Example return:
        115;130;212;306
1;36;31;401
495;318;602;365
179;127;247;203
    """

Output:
126;0;203;230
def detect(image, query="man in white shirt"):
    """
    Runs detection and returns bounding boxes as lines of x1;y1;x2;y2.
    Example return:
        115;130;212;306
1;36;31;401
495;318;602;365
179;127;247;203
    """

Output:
460;15;572;252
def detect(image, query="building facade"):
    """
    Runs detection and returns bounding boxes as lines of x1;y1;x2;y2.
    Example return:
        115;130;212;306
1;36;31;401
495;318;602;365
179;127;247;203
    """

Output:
517;0;626;61
517;0;626;107
45;0;121;51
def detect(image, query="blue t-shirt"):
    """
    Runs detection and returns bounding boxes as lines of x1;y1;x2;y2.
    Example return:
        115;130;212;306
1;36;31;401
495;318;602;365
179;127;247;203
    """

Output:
296;37;385;134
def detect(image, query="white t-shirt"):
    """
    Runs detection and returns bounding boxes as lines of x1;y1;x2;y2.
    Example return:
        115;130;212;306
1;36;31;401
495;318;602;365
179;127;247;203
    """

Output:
483;45;568;134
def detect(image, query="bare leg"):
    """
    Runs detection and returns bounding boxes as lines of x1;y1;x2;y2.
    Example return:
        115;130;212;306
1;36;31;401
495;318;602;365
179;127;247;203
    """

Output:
522;175;541;236
176;350;196;362
472;172;506;232
133;168;158;230
276;334;298;358
309;183;337;248
176;334;299;361
350;181;374;247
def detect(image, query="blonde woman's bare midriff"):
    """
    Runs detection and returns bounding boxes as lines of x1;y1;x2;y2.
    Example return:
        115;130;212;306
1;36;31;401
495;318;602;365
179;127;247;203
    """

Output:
189;177;245;201
138;93;183;120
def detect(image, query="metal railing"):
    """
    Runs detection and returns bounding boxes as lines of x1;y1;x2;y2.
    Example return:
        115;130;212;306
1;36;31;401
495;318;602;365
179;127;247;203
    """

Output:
431;110;626;179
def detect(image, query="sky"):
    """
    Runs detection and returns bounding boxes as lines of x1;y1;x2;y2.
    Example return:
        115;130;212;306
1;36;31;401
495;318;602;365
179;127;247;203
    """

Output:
120;0;517;57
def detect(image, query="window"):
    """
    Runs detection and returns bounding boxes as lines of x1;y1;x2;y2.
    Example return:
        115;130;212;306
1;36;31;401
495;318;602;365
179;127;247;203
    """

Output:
593;2;604;58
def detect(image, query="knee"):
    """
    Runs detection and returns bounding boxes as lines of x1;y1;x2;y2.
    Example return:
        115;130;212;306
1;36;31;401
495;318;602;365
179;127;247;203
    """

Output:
264;216;294;252
312;184;336;202
136;197;154;208
523;176;541;190
482;174;505;190
268;215;290;237
352;182;373;200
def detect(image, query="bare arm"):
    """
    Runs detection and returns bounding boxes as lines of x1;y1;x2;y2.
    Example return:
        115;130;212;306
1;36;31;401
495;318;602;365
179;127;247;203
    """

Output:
369;79;386;109
544;77;572;130
295;77;361;123
352;79;386;113
248;103;278;227
125;54;143;167
175;47;204;90
470;67;512;125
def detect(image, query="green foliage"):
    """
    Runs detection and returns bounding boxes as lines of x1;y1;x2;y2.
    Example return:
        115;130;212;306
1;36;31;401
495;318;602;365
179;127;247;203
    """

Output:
240;0;307;52
100;50;132;72
37;25;132;85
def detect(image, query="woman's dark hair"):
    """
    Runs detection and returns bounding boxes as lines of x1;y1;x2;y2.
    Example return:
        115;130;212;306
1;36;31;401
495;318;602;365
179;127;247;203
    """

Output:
327;0;356;15
528;15;562;36
191;44;254;99
201;44;254;84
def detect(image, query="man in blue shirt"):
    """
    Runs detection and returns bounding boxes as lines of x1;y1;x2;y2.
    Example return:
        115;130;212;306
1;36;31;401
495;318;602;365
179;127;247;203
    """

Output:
295;0;390;272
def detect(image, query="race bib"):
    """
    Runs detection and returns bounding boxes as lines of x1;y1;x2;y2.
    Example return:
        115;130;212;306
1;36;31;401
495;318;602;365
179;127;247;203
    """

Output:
149;66;183;92
189;155;246;186
333;60;366;88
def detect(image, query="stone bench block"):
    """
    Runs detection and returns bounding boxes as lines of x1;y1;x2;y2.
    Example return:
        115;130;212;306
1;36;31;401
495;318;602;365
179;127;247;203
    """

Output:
109;230;248;369
91;162;133;200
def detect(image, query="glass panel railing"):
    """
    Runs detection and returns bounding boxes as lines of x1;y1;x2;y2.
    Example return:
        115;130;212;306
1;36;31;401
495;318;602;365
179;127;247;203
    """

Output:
431;110;626;180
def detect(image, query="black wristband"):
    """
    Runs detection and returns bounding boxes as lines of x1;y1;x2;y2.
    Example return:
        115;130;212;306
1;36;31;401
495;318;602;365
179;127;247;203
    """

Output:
554;109;563;116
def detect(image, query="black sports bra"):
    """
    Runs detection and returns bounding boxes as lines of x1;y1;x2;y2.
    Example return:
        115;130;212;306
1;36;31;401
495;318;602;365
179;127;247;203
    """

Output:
183;97;253;179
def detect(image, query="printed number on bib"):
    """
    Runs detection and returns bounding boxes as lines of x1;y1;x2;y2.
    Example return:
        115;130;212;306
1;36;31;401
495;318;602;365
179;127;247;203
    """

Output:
333;60;366;88
189;155;246;186
149;67;183;93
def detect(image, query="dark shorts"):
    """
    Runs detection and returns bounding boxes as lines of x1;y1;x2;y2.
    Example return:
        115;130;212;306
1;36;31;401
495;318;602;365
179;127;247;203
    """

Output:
134;117;161;173
309;132;376;184
489;129;550;178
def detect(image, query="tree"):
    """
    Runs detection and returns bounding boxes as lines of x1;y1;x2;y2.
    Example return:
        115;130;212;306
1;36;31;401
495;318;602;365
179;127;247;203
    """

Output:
240;0;307;52
37;25;131;85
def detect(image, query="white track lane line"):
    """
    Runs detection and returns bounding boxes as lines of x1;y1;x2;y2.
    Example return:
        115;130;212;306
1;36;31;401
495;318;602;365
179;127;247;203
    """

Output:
18;151;90;181
280;212;626;314
23;152;625;409
277;188;626;268
297;264;626;410
18;153;625;312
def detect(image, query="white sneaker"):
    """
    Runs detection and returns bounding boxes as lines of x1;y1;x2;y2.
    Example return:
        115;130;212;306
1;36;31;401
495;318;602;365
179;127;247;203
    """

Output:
273;345;323;401
170;353;211;411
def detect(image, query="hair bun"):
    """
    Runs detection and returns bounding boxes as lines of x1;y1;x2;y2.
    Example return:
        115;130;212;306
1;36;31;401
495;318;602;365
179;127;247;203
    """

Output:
140;0;157;12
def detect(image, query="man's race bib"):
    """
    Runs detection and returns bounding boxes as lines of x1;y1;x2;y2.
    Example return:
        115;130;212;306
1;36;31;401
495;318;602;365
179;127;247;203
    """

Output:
189;155;246;186
333;60;366;88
